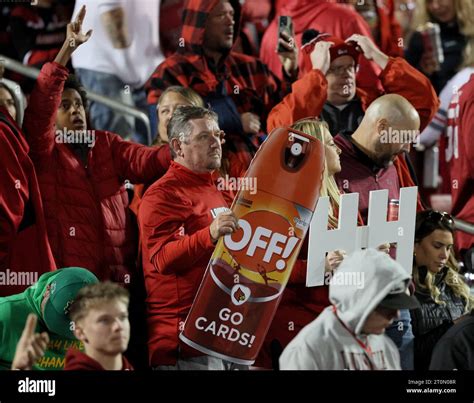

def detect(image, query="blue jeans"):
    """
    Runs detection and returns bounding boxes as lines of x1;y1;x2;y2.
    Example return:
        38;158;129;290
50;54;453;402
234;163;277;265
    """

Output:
75;68;149;144
385;309;414;370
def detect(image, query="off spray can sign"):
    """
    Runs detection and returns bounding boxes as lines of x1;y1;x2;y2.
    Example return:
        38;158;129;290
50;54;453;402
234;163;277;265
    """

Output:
180;205;306;365
221;210;300;300
180;126;324;365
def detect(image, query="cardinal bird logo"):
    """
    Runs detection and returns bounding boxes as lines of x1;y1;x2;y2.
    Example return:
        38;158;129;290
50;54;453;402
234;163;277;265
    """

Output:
231;284;251;306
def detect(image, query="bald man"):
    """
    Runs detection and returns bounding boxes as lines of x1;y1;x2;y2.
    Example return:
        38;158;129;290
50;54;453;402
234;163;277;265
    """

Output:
335;93;421;222
334;93;421;370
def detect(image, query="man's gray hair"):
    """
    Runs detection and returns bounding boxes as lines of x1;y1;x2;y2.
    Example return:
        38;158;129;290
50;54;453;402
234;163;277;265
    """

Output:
167;106;218;158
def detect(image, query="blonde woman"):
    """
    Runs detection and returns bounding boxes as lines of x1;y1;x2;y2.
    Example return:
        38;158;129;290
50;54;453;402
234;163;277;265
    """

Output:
256;118;347;369
154;86;205;146
410;209;474;369
405;0;474;93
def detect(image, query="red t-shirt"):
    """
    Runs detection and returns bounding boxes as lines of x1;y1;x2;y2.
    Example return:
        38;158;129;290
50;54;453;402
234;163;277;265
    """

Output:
64;348;133;370
448;74;474;253
138;161;231;366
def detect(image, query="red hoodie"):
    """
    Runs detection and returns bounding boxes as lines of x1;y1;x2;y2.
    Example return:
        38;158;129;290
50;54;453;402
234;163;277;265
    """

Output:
64;348;133;370
138;161;232;366
0;107;56;297
259;0;382;91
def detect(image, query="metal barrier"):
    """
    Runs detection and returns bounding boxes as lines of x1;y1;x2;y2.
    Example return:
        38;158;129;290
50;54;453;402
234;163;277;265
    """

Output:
0;54;152;145
454;218;474;235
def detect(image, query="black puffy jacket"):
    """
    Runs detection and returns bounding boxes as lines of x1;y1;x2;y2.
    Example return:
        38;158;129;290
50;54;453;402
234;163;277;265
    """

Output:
410;267;467;370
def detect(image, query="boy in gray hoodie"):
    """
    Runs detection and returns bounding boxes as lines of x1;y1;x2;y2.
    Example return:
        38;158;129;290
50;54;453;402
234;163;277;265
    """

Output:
280;249;419;370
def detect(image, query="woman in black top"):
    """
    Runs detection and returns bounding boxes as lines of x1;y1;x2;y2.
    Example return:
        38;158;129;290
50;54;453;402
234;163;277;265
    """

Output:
405;0;473;93
410;210;474;370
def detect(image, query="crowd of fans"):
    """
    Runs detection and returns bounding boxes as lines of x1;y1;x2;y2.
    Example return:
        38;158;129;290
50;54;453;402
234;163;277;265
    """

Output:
1;0;474;371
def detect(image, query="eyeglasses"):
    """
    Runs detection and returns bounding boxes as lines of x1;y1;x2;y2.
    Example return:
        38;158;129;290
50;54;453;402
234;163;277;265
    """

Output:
327;64;356;76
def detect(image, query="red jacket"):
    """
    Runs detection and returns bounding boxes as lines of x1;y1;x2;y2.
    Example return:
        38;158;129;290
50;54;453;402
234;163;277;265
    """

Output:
268;57;439;134
0;108;56;297
138;161;231;366
22;62;172;286
146;0;287;168
449;74;474;253
64;348;133;370
259;0;382;91
377;0;404;58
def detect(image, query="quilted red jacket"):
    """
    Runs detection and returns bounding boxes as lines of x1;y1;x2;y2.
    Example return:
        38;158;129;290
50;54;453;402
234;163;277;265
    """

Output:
0;107;56;297
22;62;171;286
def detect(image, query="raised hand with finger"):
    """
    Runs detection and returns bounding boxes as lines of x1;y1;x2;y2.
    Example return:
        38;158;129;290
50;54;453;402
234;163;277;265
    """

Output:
54;5;93;66
11;314;50;370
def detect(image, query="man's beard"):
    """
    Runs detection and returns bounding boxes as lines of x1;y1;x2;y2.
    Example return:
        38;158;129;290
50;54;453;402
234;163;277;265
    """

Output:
373;145;395;168
372;154;390;168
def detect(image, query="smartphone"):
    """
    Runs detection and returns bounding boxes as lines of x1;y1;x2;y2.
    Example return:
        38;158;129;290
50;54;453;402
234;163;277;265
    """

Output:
277;16;294;53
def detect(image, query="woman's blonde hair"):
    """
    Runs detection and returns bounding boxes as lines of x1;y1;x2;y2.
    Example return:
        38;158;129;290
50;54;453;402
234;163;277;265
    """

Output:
290;119;340;229
412;0;474;36
413;210;474;312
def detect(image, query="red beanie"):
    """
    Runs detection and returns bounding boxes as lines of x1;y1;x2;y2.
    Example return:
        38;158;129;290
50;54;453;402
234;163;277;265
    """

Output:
301;32;361;75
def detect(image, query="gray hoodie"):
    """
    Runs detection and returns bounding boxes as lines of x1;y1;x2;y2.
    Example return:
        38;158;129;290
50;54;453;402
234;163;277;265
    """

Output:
280;249;410;370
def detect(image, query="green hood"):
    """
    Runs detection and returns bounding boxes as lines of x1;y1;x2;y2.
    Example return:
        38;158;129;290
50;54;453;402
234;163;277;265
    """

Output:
22;267;98;338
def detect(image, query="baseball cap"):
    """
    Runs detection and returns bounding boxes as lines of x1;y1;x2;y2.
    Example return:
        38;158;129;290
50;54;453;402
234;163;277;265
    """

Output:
301;30;361;74
43;267;99;339
377;280;420;310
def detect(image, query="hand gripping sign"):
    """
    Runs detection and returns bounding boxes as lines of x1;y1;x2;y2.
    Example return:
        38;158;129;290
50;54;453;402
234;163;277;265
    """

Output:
180;127;325;365
306;187;418;286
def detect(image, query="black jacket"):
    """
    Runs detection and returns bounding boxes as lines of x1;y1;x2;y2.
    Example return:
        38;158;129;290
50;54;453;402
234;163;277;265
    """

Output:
405;21;466;94
429;313;474;370
410;267;467;370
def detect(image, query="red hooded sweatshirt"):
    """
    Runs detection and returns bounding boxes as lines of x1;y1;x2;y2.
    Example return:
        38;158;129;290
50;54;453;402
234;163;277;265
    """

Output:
64;348;133;370
0;107;56;297
448;74;474;253
22;62;172;287
259;0;382;91
146;0;288;168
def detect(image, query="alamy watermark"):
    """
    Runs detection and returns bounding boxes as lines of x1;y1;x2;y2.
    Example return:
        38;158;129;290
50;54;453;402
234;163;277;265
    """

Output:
327;270;365;289
217;175;257;195
380;127;420;146
55;128;96;148
0;269;38;286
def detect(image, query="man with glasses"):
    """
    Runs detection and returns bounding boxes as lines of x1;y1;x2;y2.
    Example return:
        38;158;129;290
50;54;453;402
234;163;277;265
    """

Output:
268;32;438;137
138;106;242;370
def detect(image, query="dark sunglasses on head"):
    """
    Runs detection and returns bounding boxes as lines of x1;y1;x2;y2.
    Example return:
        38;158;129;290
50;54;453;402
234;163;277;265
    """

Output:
426;210;454;227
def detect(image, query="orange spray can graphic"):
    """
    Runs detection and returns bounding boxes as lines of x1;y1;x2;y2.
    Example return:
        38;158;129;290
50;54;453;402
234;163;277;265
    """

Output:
180;127;325;365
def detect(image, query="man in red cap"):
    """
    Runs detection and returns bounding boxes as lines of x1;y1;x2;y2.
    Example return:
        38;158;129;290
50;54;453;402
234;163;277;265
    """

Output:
268;32;438;137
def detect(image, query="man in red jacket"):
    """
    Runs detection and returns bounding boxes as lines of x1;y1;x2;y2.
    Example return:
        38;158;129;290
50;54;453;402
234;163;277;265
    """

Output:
22;7;171;287
65;282;133;370
268;33;438;138
0;107;56;297
138;106;241;370
448;74;474;259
